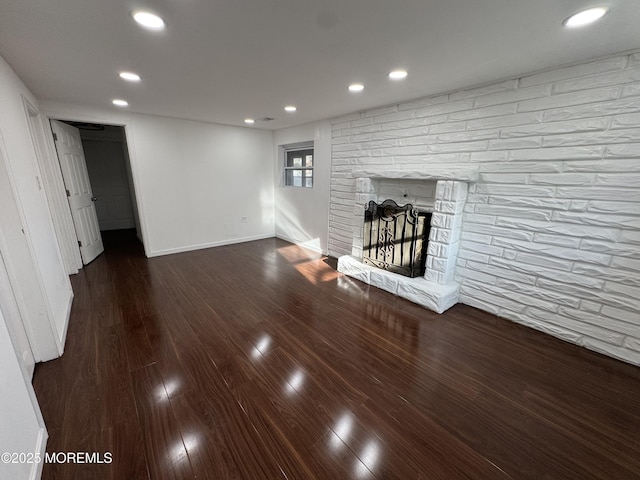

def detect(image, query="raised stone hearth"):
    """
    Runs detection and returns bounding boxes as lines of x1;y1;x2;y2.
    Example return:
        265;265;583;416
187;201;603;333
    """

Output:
337;164;478;313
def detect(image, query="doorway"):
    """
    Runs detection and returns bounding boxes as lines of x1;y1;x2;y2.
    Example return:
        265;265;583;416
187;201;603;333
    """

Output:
51;120;142;265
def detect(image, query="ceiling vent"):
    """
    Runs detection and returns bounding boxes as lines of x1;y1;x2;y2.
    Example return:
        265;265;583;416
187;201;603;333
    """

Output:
258;117;275;122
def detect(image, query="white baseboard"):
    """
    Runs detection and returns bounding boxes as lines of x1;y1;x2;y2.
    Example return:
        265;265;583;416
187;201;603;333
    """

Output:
147;233;276;258
30;427;47;480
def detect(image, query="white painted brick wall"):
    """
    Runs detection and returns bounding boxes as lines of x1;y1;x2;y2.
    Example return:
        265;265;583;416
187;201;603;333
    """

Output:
329;51;640;366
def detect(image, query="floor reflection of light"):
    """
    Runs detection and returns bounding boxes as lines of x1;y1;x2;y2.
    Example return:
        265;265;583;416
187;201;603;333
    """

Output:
182;432;201;452
154;377;180;402
284;369;305;395
329;413;354;450
336;275;367;294
337;276;352;291
154;383;168;402
169;438;190;466
169;431;201;468
251;334;272;360
354;440;380;478
163;378;181;398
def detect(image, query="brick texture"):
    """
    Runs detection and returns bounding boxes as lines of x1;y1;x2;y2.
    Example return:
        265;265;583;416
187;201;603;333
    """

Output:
328;51;640;366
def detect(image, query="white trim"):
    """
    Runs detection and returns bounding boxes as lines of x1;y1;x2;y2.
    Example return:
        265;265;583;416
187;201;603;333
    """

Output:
17;307;48;480
351;165;480;182
39;107;152;259
147;233;276;257
29;427;47;480
124;123;151;258
281;140;314;151
22;97;82;274
283;145;314;188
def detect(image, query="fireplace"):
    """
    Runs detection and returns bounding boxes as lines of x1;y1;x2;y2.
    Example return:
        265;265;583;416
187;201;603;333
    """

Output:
337;165;479;313
362;199;431;278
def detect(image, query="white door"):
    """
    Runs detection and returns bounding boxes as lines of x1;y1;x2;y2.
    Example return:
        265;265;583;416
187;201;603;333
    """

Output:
0;249;35;379
50;120;104;264
0;306;47;480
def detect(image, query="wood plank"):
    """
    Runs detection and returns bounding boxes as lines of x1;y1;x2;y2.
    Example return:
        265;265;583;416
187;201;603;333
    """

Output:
131;364;194;480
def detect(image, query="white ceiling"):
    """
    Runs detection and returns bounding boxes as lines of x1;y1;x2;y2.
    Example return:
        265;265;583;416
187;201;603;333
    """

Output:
1;0;639;130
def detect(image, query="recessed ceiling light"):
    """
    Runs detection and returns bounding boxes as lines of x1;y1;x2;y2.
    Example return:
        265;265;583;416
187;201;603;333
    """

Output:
284;105;297;112
563;7;608;27
132;10;166;30
244;118;255;124
119;71;141;82
112;99;128;107
388;69;408;80
348;83;365;93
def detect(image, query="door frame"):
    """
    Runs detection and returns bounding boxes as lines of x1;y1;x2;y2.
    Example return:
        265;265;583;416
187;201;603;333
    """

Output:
0;132;63;361
37;110;150;262
22;98;82;274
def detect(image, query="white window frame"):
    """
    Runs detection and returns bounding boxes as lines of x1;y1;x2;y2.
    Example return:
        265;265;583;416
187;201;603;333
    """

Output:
283;142;314;188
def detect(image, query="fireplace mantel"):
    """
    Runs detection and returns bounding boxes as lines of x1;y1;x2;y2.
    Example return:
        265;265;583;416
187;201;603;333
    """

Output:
351;164;479;182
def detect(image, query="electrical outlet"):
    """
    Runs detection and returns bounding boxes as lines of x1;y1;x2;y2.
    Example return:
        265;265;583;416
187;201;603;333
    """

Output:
241;216;248;223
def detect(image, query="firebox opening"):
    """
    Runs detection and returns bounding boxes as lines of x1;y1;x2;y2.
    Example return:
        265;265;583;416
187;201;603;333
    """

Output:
362;199;431;279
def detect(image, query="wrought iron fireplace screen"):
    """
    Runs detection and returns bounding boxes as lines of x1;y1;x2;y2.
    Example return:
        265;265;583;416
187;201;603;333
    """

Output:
362;199;431;278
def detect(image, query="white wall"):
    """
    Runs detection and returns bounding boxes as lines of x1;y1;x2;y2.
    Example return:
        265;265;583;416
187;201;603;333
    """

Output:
131;114;275;255
121;135;143;242
273;120;331;253
40;103;276;258
0;54;72;362
329;51;640;366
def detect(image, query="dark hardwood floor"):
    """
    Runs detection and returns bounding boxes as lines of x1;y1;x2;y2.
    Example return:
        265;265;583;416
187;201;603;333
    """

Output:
33;229;640;480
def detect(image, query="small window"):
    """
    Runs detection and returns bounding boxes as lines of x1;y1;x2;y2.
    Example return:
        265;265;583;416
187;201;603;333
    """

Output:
284;148;313;188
